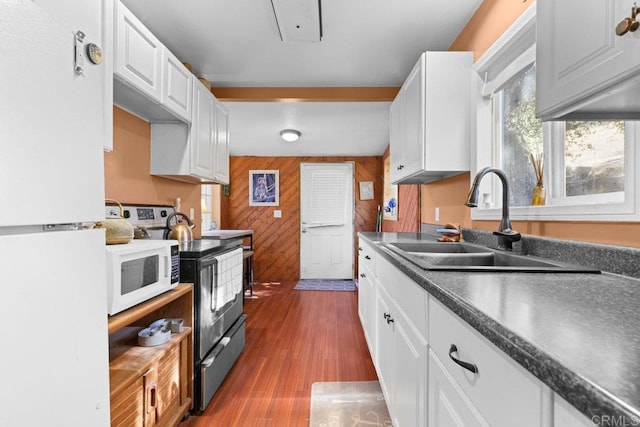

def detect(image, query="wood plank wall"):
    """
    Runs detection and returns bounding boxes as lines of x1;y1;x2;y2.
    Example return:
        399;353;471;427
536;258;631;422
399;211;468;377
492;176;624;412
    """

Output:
220;156;383;282
381;146;421;233
382;184;420;232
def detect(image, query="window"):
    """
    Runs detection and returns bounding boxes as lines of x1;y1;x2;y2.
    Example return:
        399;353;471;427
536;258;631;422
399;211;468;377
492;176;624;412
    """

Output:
494;63;541;207
472;7;640;221
551;121;625;202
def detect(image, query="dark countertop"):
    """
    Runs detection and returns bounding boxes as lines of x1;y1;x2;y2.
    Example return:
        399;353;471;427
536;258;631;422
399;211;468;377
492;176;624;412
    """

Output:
360;231;640;422
178;238;243;258
201;229;253;240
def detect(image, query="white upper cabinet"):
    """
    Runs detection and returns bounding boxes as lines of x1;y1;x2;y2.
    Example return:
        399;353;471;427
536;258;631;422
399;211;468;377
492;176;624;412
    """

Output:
390;51;472;185
190;80;216;180
537;0;640;120
213;101;230;184
112;0;192;124
114;1;162;101
163;49;193;123
150;80;229;184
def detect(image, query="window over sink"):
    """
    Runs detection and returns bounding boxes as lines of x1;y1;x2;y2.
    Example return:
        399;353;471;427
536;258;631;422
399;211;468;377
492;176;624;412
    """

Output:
472;6;640;221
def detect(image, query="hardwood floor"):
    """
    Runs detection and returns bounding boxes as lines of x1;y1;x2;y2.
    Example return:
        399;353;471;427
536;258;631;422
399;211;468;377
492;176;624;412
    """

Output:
179;281;378;426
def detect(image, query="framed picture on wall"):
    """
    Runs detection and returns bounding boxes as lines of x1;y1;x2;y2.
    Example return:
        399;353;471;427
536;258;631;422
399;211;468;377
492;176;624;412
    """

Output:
249;170;279;206
383;155;398;220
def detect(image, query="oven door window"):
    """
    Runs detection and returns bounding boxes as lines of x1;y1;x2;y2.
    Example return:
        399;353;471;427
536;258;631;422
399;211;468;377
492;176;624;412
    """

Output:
121;255;159;295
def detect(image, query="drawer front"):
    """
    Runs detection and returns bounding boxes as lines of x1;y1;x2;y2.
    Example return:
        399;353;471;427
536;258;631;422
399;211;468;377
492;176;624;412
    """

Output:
378;255;427;341
358;238;377;276
429;350;488;427
428;297;543;427
200;314;246;411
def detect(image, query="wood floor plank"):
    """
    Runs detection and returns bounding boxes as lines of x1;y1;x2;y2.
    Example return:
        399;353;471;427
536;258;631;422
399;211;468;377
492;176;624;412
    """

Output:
179;281;377;426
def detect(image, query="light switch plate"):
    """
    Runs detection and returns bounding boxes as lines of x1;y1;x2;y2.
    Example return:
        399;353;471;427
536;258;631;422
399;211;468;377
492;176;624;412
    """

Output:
274;210;282;218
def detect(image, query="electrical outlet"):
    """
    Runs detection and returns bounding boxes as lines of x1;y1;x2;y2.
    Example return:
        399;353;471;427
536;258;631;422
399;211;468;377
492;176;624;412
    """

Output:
274;210;282;218
189;207;195;220
435;207;440;222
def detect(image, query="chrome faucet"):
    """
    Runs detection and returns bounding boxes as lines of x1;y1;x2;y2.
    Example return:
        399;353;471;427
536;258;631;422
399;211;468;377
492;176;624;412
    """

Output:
465;167;521;251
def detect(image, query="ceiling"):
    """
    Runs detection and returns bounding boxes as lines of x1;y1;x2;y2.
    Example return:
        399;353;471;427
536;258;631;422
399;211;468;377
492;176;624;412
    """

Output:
121;0;483;156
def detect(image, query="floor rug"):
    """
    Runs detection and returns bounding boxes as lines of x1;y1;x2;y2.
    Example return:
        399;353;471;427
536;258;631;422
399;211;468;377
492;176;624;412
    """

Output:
294;279;356;292
310;381;392;427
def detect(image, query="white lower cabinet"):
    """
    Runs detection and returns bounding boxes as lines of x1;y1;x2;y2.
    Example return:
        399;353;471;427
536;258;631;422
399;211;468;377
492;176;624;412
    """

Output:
554;395;594;427
429;297;546;427
374;283;394;402
358;239;378;355
374;255;428;427
359;238;596;427
429;349;487;427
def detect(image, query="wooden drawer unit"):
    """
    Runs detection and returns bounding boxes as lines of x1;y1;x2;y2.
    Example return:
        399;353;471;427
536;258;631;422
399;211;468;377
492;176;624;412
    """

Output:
110;373;147;427
109;284;194;427
428;297;543;427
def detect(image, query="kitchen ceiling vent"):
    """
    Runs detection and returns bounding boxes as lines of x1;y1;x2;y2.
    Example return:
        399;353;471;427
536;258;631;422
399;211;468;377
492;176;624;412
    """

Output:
270;0;323;43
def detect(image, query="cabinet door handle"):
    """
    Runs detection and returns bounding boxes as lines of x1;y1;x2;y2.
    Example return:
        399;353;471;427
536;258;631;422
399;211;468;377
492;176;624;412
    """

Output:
360;273;366;278
386;316;394;325
448;344;478;374
358;247;363;252
146;380;158;414
364;255;371;260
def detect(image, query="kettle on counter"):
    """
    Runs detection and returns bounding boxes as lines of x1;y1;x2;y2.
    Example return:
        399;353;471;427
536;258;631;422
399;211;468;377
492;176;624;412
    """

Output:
96;199;134;244
164;212;195;243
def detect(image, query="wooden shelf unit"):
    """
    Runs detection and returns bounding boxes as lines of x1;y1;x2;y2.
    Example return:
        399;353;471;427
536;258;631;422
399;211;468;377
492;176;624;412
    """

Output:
108;284;194;427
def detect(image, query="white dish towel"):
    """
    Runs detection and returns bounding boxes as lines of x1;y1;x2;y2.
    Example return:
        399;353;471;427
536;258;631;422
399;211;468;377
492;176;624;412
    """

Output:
213;247;244;310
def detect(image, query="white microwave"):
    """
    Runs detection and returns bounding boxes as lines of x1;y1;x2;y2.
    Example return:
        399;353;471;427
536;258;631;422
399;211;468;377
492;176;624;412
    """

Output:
106;240;180;315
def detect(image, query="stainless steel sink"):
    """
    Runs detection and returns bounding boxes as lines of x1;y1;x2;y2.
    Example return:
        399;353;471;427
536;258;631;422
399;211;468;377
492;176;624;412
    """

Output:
383;242;600;273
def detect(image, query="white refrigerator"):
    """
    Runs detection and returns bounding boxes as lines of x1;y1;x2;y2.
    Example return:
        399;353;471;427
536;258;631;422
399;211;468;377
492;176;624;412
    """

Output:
1;1;111;425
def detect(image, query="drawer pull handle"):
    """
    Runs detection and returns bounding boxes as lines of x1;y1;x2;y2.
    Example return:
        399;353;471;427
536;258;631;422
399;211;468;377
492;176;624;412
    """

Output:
365;255;371;260
448;344;478;374
383;312;394;324
360;273;366;278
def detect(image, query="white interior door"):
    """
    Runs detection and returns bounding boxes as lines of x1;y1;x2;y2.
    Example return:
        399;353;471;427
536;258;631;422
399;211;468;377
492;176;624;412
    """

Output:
300;163;354;279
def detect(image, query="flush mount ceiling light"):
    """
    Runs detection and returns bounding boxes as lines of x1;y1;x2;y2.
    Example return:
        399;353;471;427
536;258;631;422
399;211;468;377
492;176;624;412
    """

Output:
280;129;301;142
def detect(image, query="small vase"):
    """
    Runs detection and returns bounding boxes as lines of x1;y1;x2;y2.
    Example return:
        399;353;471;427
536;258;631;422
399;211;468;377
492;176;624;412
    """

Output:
532;184;546;206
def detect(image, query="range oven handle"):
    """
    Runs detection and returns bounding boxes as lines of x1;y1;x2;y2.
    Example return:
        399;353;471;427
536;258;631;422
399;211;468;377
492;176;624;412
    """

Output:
201;337;231;369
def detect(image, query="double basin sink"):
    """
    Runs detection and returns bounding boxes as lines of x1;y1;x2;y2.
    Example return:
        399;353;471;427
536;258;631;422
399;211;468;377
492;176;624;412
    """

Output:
382;242;600;273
